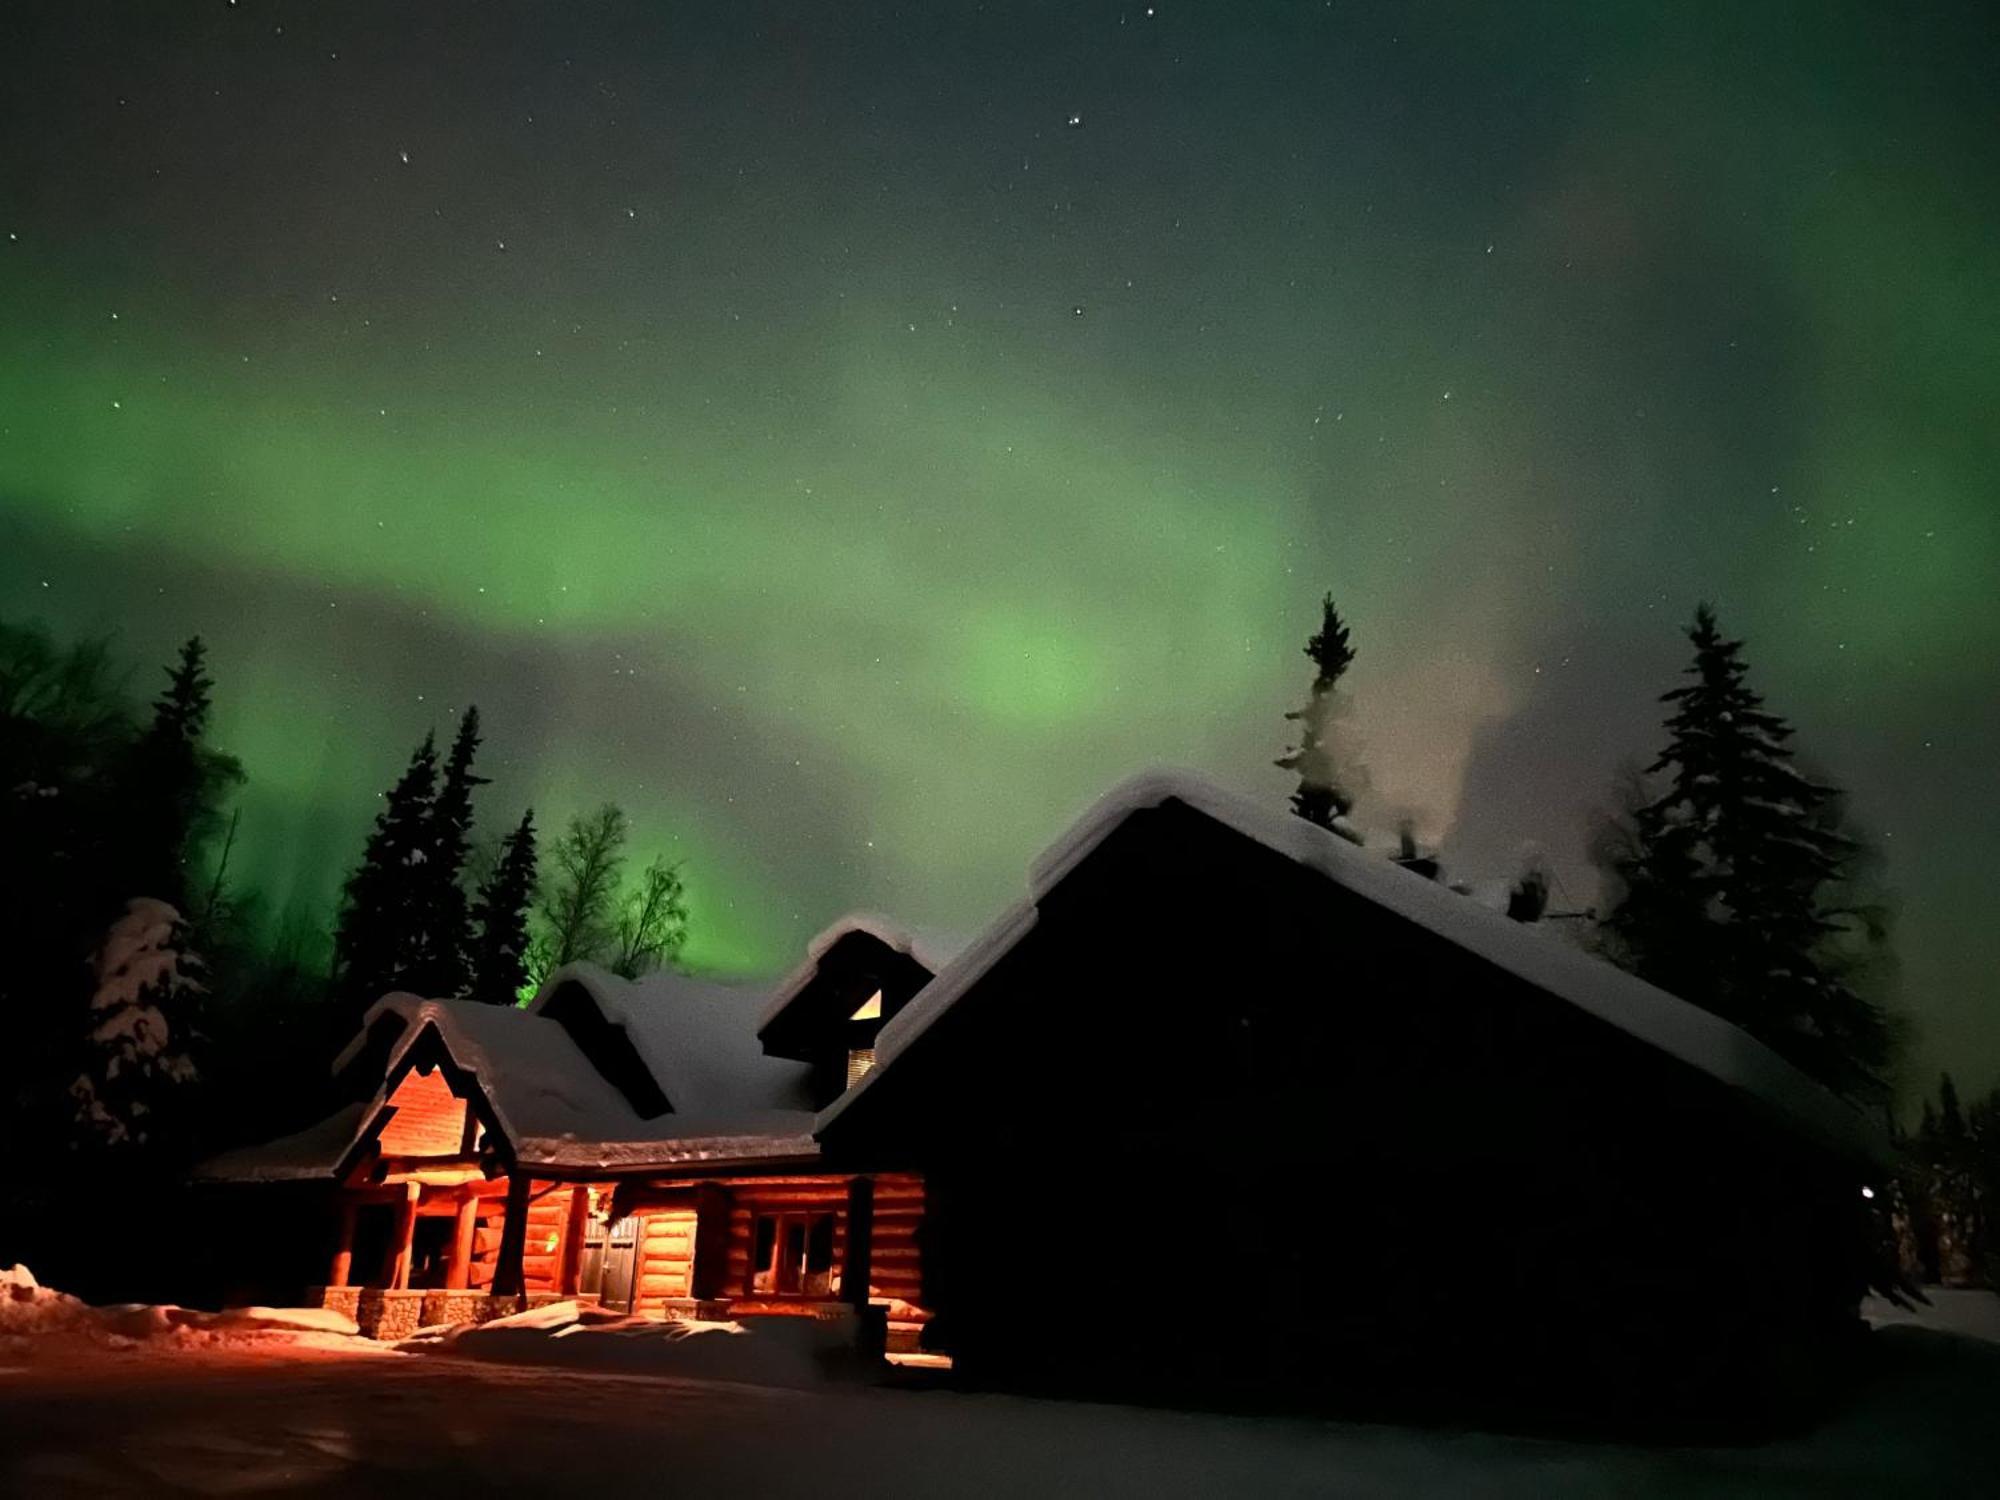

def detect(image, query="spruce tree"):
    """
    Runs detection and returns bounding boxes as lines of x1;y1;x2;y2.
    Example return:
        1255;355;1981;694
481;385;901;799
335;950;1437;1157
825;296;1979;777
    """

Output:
405;706;486;997
1599;605;1892;1096
122;637;243;912
69;898;203;1151
1275;593;1363;843
467;809;538;1004
333;732;439;1016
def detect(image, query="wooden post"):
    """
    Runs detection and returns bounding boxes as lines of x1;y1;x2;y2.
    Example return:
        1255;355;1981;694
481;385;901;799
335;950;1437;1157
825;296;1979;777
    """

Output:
329;1200;359;1288
691;1183;731;1301
490;1174;532;1299
447;1192;478;1291
557;1184;590;1295
388;1181;421;1290
843;1175;876;1308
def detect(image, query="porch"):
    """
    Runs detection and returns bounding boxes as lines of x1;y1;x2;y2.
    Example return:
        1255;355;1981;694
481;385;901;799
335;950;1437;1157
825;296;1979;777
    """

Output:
312;1167;931;1349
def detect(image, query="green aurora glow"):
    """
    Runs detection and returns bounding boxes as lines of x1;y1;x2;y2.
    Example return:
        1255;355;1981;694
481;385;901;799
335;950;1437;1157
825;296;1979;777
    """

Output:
2;2;1996;1085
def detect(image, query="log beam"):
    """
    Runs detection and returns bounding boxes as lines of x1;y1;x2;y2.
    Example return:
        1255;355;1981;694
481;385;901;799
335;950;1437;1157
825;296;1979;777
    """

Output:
329;1200;359;1288
557;1184;590;1295
388;1181;420;1290
490;1174;532;1299
447;1192;479;1290
843;1175;876;1309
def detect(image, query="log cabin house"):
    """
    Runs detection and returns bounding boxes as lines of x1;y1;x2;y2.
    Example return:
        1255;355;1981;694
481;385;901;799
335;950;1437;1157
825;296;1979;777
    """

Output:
204;770;1888;1422
201;920;951;1347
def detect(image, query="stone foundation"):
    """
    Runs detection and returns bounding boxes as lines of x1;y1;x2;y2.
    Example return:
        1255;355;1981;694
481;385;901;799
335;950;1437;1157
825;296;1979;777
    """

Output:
656;1297;735;1322
418;1289;490;1330
303;1286;570;1340
355;1289;428;1342
312;1285;362;1323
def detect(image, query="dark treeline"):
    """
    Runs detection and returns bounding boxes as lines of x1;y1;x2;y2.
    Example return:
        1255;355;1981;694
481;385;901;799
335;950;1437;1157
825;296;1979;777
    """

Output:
0;618;689;1300
1896;1073;2000;1288
0;593;1955;1302
1276;595;1900;1108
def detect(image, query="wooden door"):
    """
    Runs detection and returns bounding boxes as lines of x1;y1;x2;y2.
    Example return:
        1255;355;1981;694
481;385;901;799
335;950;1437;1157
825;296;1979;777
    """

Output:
600;1215;642;1313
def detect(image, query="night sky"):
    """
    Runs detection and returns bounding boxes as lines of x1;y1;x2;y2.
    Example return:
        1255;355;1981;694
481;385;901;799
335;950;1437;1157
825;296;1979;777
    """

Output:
3;4;1996;1093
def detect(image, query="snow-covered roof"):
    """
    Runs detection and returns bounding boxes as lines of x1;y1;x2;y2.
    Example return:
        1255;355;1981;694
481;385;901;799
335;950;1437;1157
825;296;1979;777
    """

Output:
819;769;1887;1166
365;994;652;1154
530;962;816;1119
194;1101;374;1183
755;912;964;1038
204;977;823;1181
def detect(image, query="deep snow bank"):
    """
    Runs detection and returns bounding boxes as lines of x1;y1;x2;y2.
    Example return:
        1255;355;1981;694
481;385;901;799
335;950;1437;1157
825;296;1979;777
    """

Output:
2;1263;380;1356
403;1299;875;1388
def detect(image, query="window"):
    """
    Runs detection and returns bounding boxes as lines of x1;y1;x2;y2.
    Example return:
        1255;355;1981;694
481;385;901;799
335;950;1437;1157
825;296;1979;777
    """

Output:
850;990;883;1021
750;1211;837;1296
846;1047;875;1088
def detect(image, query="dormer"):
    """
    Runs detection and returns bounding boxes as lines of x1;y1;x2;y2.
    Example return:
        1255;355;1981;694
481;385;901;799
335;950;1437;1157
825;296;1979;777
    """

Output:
757;916;955;1107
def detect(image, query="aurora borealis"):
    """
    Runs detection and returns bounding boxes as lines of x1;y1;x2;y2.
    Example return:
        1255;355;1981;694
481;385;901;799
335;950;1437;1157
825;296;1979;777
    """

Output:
3;4;1996;1090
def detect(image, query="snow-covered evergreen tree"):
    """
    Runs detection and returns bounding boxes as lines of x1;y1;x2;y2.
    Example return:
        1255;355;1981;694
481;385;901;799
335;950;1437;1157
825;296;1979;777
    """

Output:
69;898;202;1149
467;808;537;1004
1275;593;1364;844
332;731;439;1016
1598;605;1892;1096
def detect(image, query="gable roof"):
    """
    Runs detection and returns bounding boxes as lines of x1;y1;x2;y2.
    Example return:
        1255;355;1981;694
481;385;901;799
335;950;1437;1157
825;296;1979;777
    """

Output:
204;970;823;1181
755;913;964;1041
817;769;1888;1167
531;962;816;1118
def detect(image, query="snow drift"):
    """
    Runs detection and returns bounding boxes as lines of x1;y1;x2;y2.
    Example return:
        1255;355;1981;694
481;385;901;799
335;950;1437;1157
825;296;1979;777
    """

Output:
403;1299;876;1388
1;1263;382;1356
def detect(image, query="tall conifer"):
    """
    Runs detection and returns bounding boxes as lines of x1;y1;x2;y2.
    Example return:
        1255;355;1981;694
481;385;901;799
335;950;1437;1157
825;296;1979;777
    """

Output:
467;809;538;1004
1599;605;1892;1095
123;637;242;912
1276;593;1363;842
405;706;486;997
333;732;439;1016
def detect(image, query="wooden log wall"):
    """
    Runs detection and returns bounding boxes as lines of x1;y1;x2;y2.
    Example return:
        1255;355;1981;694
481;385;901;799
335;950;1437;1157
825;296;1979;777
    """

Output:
468;1179;575;1294
720;1173;927;1323
633;1209;698;1315
374;1068;469;1158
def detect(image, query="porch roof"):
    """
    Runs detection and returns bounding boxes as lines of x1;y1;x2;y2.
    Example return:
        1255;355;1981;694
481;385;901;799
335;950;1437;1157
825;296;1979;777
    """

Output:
194;1101;373;1182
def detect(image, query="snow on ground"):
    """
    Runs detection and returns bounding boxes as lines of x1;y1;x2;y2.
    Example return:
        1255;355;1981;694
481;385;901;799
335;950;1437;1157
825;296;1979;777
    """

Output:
6;1270;2000;1496
1863;1288;2000;1344
400;1297;875;1388
2;1263;388;1362
3;1317;2000;1498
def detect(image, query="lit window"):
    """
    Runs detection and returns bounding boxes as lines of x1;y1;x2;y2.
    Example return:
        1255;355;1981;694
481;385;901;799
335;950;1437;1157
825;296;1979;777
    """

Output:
850;990;883;1022
846;1048;875;1088
751;1211;837;1297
